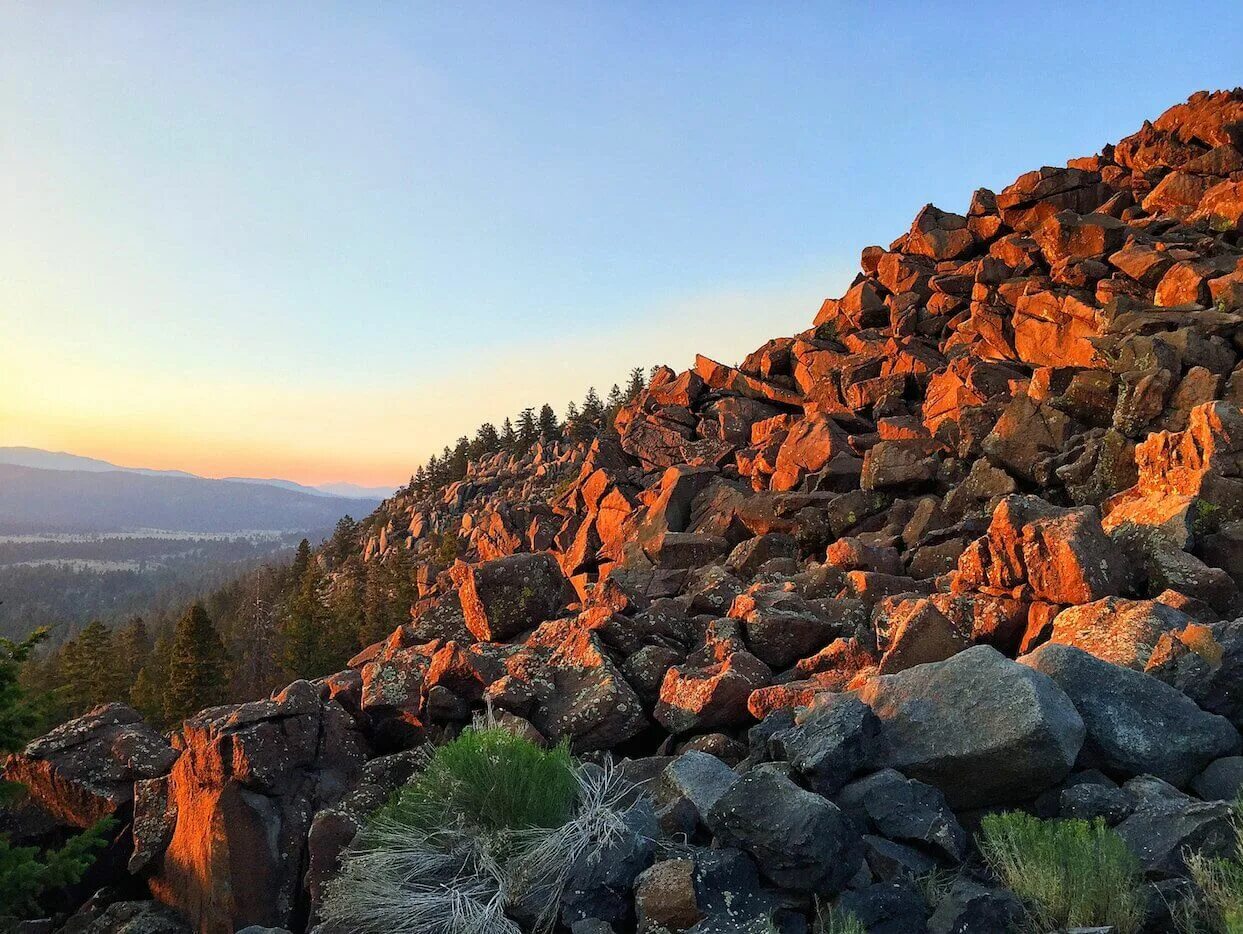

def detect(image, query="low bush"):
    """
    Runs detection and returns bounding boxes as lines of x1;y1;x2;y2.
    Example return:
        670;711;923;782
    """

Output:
978;811;1144;934
0;817;114;923
321;724;642;934
383;726;577;841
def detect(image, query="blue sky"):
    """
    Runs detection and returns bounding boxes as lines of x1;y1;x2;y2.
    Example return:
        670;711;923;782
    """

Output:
2;3;1240;486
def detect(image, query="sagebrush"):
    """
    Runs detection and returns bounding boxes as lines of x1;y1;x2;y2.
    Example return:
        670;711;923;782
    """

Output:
978;811;1144;934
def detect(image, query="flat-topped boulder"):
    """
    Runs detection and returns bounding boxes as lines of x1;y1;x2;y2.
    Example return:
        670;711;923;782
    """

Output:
2;703;177;828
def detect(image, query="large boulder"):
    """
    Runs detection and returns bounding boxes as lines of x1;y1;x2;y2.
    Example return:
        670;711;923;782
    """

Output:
2;703;177;828
449;551;573;640
855;645;1085;807
144;682;367;934
1114;777;1238;877
836;768;966;863
655;625;771;735
705;769;862;894
1021;643;1240;786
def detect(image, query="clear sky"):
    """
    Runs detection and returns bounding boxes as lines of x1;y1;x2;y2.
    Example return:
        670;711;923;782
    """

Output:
2;3;1240;488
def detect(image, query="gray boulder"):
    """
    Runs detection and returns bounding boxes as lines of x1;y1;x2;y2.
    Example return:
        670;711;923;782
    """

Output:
1;703;177;828
927;879;1024;934
705;768;862;894
657;751;739;824
449;551;572;640
768;694;880;795
835;880;928;934
1115;778;1237;876
1192;756;1243;802
1021;643;1241;786
855;645;1085;807
836;768;966;862
561;799;658;926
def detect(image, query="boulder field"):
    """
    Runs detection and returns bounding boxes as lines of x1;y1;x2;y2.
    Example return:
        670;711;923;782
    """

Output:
8;88;1243;933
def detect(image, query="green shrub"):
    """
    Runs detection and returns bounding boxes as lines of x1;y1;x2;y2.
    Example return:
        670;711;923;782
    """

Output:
978;811;1144;934
0;817;114;923
322;725;640;934
376;726;577;841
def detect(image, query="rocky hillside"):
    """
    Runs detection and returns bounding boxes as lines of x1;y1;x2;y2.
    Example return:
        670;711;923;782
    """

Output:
6;89;1243;934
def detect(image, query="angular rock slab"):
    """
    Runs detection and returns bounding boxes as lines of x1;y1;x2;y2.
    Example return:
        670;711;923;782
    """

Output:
705;768;862;894
145;681;367;934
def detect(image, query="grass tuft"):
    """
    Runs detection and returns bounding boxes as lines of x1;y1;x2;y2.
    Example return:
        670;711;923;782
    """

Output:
321;725;642;934
814;901;867;934
1179;793;1243;934
978;811;1144;934
376;726;578;844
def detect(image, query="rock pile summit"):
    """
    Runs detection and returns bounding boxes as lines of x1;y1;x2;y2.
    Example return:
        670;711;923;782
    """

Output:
8;88;1243;934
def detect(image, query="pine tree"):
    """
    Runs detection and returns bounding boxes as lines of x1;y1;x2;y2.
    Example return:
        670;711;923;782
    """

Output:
572;387;604;440
0;629;48;767
129;633;171;726
326;516;360;568
564;400;579;425
625;366;646;402
2;627;111;919
470;422;500;459
537;403;559;439
291;538;312;584
516;408;538;447
164;603;228;724
114;617;151;692
77;621;122;710
500;418;517;450
581;387;603;422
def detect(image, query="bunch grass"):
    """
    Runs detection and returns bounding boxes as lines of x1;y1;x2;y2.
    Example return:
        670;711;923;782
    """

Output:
978;811;1144;934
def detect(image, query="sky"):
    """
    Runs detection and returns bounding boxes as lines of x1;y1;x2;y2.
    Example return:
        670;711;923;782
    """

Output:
2;4;1241;489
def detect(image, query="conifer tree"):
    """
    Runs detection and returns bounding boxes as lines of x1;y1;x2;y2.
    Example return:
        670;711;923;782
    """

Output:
164;603;228;724
564;400;579;425
516;408;538;447
470;422;500;459
291;538;312;584
500;418;517;450
2;627;111;919
537;403;559;439
114;617;151;692
625;366;646;401
572;387;604;440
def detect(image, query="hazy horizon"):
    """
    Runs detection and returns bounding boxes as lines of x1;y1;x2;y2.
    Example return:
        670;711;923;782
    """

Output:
3;3;1241;486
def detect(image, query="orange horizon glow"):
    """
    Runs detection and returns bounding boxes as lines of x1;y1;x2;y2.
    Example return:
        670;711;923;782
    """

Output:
2;275;839;490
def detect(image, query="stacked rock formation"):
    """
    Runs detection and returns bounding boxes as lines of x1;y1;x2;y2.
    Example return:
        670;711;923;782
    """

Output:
7;89;1243;934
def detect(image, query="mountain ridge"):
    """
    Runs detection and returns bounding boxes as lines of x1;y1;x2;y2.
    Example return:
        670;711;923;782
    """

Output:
0;462;382;533
0;446;394;500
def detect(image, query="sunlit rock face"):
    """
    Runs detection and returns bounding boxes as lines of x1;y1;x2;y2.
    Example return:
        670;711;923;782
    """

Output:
143;681;366;934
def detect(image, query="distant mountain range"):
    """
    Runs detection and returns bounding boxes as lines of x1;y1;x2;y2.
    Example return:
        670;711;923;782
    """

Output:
0;447;396;499
0;448;392;533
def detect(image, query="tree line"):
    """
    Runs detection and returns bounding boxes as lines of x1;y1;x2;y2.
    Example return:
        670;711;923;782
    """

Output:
406;368;648;497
